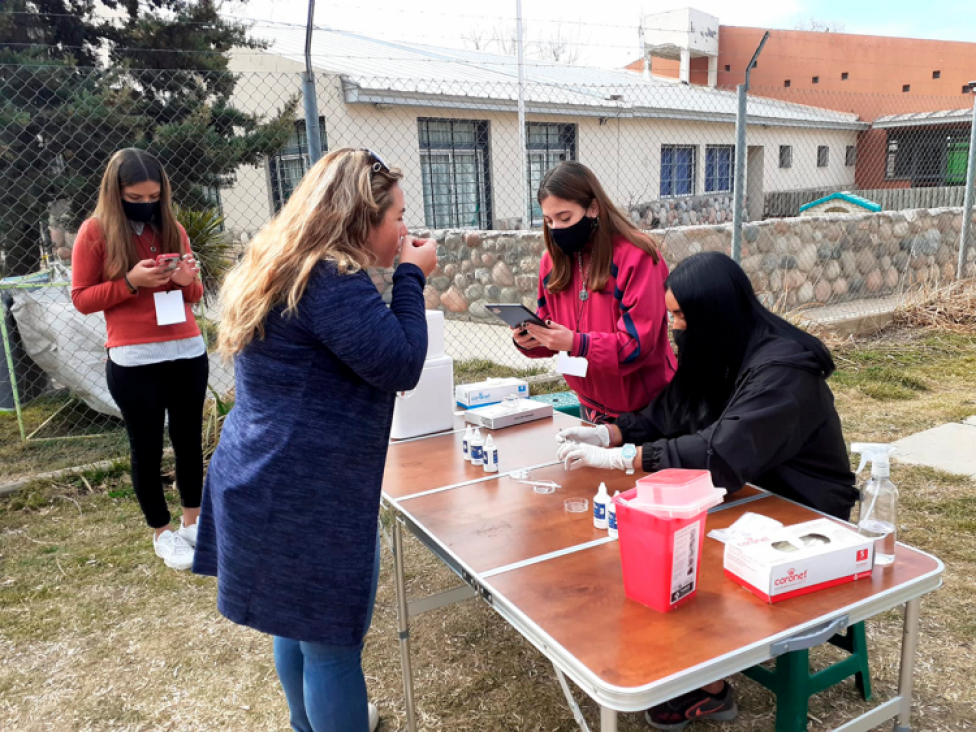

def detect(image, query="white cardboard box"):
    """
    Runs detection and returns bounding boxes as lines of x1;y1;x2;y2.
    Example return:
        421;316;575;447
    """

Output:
455;378;529;408
464;399;552;430
724;518;875;603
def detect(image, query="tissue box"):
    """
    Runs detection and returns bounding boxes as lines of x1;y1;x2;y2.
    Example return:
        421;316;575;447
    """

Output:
455;378;529;408
464;399;552;430
724;518;875;603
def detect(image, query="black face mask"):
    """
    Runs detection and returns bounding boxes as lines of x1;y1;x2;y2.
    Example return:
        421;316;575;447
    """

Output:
122;200;159;223
672;328;687;355
550;215;597;256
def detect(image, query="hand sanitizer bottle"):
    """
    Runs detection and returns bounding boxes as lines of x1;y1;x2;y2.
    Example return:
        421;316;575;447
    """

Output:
483;435;499;473
470;428;484;467
608;491;620;539
593;482;610;530
852;443;899;566
462;425;473;461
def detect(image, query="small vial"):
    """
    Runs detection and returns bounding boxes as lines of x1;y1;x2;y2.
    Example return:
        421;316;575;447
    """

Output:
462;425;472;462
593;482;610;530
470;428;484;467
483;435;498;473
608;491;619;539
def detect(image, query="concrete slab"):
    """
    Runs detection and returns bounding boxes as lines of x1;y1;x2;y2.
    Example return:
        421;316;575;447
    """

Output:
892;422;976;479
965;416;976;427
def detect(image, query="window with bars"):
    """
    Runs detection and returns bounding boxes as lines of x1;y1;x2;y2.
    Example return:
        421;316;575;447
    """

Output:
418;118;492;229
817;146;830;168
779;145;793;169
526;122;577;226
704;145;734;193
886;129;971;185
268;118;327;212
845;146;857;167
660;145;697;197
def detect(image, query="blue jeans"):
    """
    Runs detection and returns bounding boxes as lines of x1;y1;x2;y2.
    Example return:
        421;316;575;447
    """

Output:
273;532;382;732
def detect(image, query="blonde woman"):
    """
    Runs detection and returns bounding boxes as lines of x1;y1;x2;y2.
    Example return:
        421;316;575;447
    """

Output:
71;148;205;571
193;148;436;732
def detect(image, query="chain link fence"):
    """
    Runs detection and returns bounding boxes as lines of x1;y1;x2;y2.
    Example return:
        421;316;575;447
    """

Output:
2;61;975;466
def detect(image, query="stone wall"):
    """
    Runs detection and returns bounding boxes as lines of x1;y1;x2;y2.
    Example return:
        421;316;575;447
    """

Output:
384;206;976;320
629;193;740;228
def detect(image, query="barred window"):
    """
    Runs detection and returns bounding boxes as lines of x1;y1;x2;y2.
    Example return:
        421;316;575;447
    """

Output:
779;145;793;169
526;122;577;226
845;146;857;167
269;118;327;213
817;146;830;168
661;145;696;197
419;118;492;229
705;145;734;193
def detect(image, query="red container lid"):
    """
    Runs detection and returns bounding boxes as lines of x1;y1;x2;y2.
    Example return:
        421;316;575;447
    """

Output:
627;469;726;519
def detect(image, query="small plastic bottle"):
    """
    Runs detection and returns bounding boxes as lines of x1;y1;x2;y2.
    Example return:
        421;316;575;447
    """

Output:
462;425;473;462
593;482;610;530
470;428;484;467
608;490;620;539
482;435;499;473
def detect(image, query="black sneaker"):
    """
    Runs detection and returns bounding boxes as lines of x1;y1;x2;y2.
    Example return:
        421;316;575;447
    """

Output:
645;682;738;731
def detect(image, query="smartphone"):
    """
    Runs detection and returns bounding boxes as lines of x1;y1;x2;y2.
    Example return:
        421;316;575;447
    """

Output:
485;303;548;330
155;253;181;271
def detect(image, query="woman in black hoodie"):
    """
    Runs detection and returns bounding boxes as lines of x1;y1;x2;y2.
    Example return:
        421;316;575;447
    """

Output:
556;251;858;730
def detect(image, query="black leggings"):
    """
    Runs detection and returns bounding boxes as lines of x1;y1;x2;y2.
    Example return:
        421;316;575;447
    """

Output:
106;354;209;529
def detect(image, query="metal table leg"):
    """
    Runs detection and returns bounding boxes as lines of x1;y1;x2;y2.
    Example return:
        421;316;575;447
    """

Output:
894;598;921;732
600;705;618;732
393;516;418;732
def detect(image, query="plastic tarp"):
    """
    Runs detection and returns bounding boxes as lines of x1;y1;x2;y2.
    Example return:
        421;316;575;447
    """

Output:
10;285;121;417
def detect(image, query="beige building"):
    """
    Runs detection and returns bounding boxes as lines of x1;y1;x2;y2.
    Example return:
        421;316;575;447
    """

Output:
222;29;866;238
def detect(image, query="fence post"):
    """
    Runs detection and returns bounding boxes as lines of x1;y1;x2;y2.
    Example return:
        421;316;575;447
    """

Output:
731;84;748;263
302;0;323;166
0;296;27;442
957;88;976;281
731;31;769;264
515;0;529;228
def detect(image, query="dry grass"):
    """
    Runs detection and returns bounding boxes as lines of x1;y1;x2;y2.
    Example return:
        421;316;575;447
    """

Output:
892;279;976;335
2;326;976;731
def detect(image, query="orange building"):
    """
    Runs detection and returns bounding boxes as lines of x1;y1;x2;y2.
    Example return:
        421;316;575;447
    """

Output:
630;23;976;190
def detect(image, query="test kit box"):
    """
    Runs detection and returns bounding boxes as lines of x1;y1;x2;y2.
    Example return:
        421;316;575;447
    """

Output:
724;518;875;603
464;399;552;430
455;378;529;408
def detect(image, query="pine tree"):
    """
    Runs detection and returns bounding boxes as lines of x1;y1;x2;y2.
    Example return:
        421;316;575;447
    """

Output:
0;0;295;275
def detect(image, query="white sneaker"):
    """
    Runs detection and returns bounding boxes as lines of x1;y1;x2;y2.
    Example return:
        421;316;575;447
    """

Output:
177;518;198;548
153;530;194;571
368;703;379;732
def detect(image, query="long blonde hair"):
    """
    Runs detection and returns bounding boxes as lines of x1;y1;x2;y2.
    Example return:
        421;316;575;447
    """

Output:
538;161;659;293
218;148;403;358
93;148;182;280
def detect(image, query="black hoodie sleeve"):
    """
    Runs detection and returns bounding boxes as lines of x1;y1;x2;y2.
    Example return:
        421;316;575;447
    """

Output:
637;364;826;493
615;387;684;444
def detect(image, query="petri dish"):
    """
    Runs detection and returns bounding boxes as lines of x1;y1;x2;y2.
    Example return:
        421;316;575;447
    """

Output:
564;497;589;513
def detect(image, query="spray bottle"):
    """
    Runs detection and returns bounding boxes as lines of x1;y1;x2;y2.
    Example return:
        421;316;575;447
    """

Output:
482;435;499;473
462;425;473;462
852;443;899;566
470;428;485;467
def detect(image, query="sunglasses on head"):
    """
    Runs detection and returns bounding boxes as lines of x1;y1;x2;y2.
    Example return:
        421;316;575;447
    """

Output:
360;148;390;176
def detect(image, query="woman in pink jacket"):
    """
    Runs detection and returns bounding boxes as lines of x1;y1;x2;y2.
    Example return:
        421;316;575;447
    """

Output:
514;162;675;423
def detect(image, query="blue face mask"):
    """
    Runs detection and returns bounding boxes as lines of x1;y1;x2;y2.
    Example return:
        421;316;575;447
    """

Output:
122;200;159;222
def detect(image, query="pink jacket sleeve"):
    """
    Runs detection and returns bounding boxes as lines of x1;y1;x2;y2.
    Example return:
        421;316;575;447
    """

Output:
570;251;669;376
514;255;556;359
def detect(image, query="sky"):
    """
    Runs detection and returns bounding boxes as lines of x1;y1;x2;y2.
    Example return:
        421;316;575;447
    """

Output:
218;0;976;70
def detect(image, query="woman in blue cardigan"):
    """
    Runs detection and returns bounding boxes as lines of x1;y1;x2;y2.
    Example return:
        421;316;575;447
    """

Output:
193;148;437;732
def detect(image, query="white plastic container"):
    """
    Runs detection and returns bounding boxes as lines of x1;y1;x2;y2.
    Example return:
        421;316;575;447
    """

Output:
390;354;454;440
482;435;498;473
425;310;445;360
593;482;610;530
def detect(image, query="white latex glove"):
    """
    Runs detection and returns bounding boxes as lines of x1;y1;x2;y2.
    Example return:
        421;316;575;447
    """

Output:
556;442;628;472
555;425;611;447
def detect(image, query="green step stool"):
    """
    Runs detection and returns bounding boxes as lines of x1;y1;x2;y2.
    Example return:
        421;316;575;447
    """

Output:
742;620;872;732
529;391;581;419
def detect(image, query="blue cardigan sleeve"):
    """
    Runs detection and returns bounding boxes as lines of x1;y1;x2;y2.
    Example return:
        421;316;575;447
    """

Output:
305;262;429;393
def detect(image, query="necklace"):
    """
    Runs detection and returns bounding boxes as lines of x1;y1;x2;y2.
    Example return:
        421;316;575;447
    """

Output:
577;253;590;301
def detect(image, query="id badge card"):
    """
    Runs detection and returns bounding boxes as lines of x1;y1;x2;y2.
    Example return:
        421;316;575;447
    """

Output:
557;351;589;378
153;290;187;326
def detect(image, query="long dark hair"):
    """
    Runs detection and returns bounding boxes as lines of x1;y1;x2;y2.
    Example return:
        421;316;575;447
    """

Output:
537;161;659;293
666;252;835;430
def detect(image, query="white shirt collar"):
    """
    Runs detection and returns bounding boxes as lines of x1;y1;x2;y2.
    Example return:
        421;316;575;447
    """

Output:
128;220;145;236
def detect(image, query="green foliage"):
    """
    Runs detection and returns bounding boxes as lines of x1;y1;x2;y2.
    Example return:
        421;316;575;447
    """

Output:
0;0;297;275
174;204;233;303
